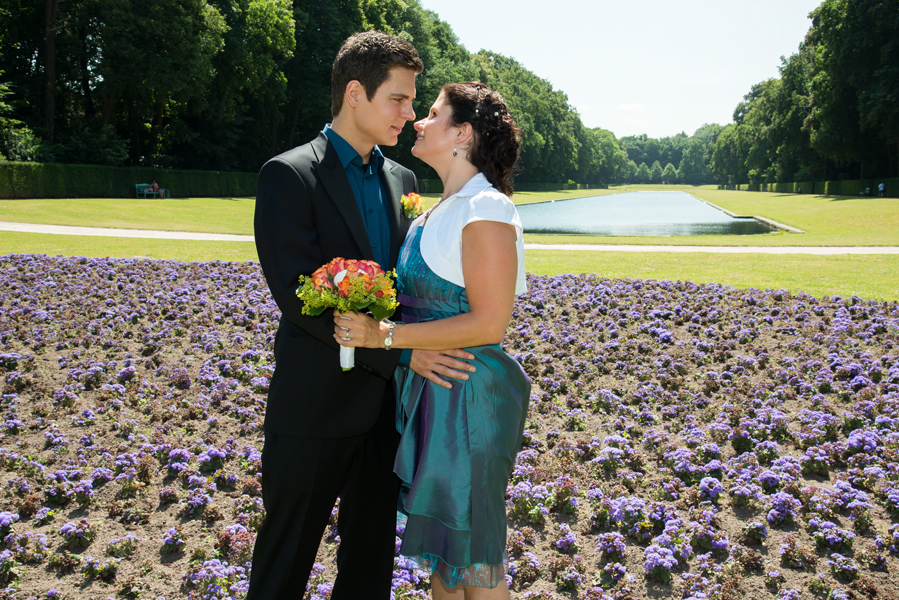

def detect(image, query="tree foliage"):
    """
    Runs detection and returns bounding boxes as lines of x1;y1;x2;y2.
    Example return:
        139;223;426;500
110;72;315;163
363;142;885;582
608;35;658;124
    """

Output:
622;0;897;187
708;0;898;185
0;0;627;185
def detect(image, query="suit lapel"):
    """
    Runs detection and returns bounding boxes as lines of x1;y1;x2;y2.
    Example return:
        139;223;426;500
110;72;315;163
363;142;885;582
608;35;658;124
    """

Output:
381;162;406;269
310;134;374;261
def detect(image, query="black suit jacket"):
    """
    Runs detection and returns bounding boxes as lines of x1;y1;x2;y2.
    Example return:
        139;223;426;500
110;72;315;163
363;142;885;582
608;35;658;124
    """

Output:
255;132;417;438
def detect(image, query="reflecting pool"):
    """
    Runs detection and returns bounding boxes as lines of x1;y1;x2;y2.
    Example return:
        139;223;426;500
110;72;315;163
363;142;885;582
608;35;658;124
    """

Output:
516;191;774;236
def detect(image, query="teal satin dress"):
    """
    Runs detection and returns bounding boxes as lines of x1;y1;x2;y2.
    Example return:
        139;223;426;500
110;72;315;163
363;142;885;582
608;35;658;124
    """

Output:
393;226;531;588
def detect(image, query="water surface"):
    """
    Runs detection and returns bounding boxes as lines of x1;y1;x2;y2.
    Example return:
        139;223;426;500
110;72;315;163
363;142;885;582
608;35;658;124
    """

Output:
517;191;773;236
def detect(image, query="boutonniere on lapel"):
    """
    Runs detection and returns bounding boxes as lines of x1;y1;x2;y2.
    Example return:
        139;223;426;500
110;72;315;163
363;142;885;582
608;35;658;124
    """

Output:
401;192;423;218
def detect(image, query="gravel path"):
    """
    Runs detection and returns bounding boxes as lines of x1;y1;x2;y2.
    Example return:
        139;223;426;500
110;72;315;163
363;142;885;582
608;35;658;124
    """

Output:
2;220;898;254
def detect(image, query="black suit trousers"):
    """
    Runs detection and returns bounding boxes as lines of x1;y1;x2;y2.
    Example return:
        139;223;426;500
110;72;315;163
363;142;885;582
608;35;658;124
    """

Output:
246;389;401;599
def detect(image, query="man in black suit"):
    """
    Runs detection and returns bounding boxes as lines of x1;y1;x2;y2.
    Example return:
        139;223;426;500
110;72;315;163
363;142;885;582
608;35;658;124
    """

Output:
248;31;475;599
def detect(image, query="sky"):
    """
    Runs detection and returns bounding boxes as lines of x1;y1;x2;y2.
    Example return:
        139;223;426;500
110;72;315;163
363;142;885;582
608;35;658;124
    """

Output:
416;0;822;140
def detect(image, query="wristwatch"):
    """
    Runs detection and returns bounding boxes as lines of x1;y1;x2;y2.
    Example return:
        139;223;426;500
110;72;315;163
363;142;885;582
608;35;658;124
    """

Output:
384;321;397;350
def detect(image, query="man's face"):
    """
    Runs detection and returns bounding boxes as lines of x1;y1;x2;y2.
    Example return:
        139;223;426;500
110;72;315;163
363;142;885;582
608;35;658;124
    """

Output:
354;67;417;148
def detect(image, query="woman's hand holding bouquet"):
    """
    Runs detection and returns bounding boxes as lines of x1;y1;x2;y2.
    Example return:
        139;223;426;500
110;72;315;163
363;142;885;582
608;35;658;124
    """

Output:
296;257;399;370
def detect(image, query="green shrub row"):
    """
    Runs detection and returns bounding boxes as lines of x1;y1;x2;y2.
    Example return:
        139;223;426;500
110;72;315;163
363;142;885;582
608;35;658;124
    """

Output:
722;178;897;197
515;181;606;192
0;161;257;199
395;178;605;196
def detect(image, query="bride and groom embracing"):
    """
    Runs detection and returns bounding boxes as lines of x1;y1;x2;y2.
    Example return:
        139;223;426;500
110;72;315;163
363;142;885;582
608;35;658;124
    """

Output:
250;30;530;600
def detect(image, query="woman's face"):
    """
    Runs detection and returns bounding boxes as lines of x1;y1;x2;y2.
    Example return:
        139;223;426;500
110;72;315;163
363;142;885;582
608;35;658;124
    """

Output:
411;92;458;166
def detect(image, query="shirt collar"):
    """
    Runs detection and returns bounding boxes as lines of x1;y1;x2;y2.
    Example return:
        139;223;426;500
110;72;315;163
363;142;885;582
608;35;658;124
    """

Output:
323;124;384;172
452;173;493;198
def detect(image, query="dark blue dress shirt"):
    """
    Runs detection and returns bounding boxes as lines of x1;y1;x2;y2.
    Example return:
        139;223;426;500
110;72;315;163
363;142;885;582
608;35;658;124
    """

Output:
323;125;412;367
323;125;391;270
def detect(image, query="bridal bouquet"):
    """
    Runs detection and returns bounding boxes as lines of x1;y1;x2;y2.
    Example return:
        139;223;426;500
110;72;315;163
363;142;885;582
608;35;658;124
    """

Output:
296;257;399;370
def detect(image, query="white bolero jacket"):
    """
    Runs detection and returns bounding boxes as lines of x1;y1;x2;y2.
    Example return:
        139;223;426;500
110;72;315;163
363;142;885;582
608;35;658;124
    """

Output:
412;173;527;295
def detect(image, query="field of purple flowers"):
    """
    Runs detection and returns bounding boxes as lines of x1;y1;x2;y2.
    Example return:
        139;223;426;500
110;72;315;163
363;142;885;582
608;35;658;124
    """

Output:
0;253;898;600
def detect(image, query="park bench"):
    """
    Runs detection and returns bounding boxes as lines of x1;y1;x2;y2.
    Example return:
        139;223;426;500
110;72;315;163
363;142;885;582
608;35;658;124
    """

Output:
135;183;169;198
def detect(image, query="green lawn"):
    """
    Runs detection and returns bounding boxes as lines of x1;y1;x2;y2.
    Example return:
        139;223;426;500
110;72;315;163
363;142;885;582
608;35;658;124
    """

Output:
0;197;257;235
1;187;898;301
0;230;259;263
525;249;899;302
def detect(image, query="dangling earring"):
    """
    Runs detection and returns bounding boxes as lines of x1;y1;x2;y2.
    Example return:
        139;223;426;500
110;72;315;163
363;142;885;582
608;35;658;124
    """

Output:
452;146;457;157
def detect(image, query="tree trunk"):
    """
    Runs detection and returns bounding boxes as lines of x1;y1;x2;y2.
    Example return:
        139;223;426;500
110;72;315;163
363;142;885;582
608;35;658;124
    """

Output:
43;0;59;142
80;30;95;119
149;100;165;156
101;91;117;127
288;97;301;149
271;108;278;157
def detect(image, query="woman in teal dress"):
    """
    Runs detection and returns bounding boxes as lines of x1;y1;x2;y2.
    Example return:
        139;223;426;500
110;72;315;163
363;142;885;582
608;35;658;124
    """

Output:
334;82;530;599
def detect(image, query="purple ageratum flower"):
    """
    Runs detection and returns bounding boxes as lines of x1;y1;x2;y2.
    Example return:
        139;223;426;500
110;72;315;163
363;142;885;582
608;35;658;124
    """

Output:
0;512;19;532
608;496;647;529
809;518;855;552
600;561;627;584
59;518;96;550
846;428;881;454
745;521;767;542
766;492;801;526
182;558;249;597
166;448;192;473
553;523;578;554
757;470;781;492
800;446;831;476
161;527;185;553
826;553;859;582
179;488;212;518
596;532;626;559
643;544;678;584
754;440;781;464
71;480;94;505
730;482;763;507
91;467;114;484
507;481;551;523
310;581;334;600
698;477;722;501
710;534;729;552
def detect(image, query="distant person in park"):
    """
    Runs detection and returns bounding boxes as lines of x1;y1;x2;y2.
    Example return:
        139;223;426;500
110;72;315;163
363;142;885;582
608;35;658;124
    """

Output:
879;182;885;197
249;31;474;600
334;81;531;599
148;180;162;195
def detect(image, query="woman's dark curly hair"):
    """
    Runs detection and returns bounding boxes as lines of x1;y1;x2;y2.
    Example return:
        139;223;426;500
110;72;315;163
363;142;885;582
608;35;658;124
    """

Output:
442;82;521;196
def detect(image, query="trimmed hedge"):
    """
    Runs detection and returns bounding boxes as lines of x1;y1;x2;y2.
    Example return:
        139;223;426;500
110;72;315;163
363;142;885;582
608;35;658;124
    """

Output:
421;180;606;194
721;178;897;197
0;161;257;199
822;178;898;197
515;182;606;192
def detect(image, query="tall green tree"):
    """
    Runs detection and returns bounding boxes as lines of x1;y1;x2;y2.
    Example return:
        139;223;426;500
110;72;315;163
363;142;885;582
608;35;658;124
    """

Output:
710;124;750;185
662;162;677;184
576;126;627;185
635;162;651;183
806;0;899;177
678;138;706;185
650;160;662;183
